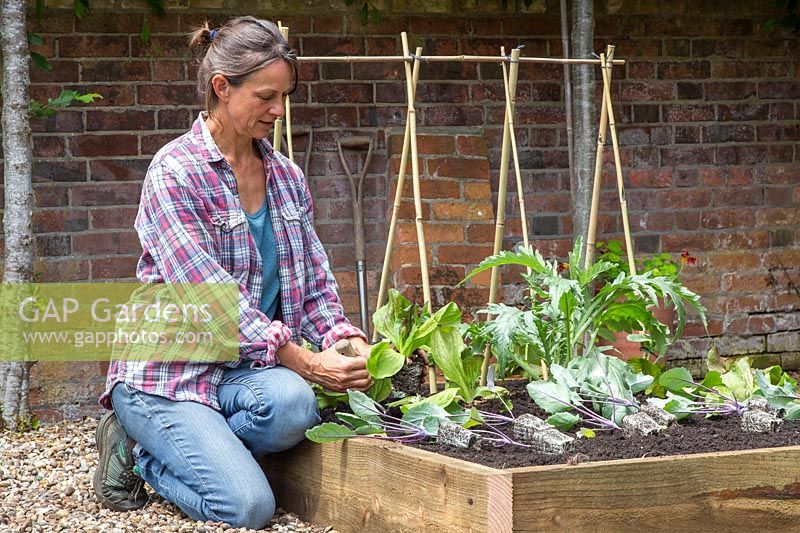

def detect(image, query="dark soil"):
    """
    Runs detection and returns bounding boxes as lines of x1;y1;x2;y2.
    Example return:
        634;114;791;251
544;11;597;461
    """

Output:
321;380;800;469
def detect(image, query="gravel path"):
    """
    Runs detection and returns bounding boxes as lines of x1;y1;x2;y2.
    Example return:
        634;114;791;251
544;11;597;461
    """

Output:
0;418;333;533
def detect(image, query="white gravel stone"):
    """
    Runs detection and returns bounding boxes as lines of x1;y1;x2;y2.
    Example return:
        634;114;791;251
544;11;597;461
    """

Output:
0;418;333;532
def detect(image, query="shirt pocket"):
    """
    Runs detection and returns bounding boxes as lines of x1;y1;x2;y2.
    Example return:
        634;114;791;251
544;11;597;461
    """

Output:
279;203;305;272
209;209;249;277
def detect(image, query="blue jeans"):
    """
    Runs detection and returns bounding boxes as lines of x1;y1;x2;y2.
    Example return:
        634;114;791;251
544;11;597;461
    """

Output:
110;365;320;529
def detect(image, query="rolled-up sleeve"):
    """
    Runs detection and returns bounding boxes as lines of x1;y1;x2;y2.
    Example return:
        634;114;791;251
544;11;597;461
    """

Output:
138;161;291;365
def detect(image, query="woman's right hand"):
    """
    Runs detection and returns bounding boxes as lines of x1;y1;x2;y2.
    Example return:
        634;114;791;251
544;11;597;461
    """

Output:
276;341;371;392
308;345;371;392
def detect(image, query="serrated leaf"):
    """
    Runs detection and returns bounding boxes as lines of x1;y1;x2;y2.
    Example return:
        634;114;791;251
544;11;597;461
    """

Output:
305;423;357;443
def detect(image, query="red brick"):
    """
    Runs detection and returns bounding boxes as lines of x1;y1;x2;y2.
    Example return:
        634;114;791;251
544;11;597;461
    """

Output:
759;81;800;99
426;157;489;179
389;134;454;156
302;36;365;56
33;209;89;233
464;182;491;201
422;105;484;127
663;104;715;122
70;135;138;157
756;208;799;227
705;250;761;272
713;187;763;207
142;133;181;156
158;109;192;130
700;208;756;229
397;223;464;244
58;35;129;58
437;245;496;265
32;258;90;282
628;168;672;188
710;60;763;79
658;189;711;209
703;124;754;143
81;60;150;82
91;255;140;280
90;208;138;230
715;230;770;249
34;185;69;207
660;146;713;166
755;164;800;185
32;136;65;157
31;110;83;133
311;83;372;103
630;211;674;232
395;265;466;287
721;273;771;293
617;82;676;101
86;110;155;131
396;201;431;221
431;201;493;221
30;61;79;83
152;60;186;82
74;13;143;33
138;84;198;106
705;81;756;100
89;159;150;181
390;178;460;200
455;136;489;157
662;233;717;252
72;183;142;207
658;61;711;79
73;231;141;255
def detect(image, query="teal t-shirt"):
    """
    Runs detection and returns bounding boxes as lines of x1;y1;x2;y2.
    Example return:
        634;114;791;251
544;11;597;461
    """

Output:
244;200;280;320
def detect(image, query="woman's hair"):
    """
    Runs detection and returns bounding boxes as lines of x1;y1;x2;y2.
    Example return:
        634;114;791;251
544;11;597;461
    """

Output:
188;16;298;115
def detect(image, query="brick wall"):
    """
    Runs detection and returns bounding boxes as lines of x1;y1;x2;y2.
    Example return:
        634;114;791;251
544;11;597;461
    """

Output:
6;0;799;419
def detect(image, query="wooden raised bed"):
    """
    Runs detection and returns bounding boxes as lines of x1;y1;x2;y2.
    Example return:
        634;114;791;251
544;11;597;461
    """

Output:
261;439;800;532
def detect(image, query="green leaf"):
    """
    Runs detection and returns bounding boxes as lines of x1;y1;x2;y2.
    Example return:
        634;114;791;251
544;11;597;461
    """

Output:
547;411;580;431
659;367;694;394
721;357;755;401
30;52;52;71
35;0;45;22
416;387;460;410
73;93;103;104
140;18;152;45
305;423;357;443
577;427;596;439
347;390;381;424
27;33;44;46
335;412;373;429
367;340;404;379
73;0;90;18
526;380;575;414
146;0;166;16
367;377;392;402
402;403;448;435
428;326;473;401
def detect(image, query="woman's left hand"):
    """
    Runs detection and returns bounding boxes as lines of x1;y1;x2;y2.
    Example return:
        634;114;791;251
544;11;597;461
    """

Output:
347;336;371;359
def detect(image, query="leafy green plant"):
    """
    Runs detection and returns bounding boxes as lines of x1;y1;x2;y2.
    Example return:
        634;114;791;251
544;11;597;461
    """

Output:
464;238;706;377
30;90;103;118
526;350;652;432
596;240;696;281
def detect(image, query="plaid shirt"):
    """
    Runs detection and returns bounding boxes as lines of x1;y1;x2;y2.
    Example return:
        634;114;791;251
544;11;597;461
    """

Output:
100;113;363;411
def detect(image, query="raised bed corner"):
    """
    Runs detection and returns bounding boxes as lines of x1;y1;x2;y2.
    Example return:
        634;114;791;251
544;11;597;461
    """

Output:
262;441;800;532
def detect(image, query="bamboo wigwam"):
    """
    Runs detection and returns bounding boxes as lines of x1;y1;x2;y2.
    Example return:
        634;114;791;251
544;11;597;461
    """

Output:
372;46;422;344
479;46;522;386
298;54;624;65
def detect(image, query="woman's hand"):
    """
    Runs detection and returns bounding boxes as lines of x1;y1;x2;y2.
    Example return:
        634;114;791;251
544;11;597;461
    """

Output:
277;341;371;392
347;336;372;359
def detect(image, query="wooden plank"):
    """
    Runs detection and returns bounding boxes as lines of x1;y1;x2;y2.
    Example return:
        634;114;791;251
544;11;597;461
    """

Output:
509;445;800;531
262;439;513;533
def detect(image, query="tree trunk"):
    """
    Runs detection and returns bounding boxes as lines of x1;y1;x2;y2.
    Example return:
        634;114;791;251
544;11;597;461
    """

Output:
1;0;35;430
569;0;597;244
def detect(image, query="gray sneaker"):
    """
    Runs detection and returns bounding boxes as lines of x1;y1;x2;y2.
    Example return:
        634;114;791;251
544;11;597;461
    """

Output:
93;411;148;511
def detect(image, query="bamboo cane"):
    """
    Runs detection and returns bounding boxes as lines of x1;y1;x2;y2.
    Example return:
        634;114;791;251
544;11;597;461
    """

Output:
273;22;284;152
600;46;637;275
501;47;529;253
584;46;615;268
372;47;423;343
400;33;436;394
280;25;294;161
298;55;625;65
560;0;575;201
479;47;522;387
